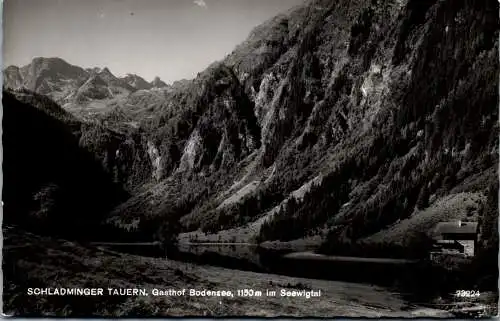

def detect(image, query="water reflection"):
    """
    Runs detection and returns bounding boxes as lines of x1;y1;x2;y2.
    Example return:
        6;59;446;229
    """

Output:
173;243;291;273
104;242;444;304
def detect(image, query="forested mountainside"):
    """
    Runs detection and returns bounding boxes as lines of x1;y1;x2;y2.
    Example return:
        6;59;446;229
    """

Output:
4;0;498;258
2;91;131;238
5;88;155;191
105;0;498;251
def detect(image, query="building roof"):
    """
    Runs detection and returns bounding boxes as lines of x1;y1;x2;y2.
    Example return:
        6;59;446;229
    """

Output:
434;221;478;235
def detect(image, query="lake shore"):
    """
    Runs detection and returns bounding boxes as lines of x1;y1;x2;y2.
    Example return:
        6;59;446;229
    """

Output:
3;228;456;317
282;251;418;264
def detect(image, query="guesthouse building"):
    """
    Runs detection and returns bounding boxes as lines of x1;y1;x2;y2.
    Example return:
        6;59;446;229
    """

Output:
430;220;478;259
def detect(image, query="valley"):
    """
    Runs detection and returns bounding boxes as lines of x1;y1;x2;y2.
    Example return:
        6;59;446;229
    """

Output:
2;0;499;317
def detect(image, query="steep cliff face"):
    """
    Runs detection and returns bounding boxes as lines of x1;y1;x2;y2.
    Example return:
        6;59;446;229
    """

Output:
106;0;498;250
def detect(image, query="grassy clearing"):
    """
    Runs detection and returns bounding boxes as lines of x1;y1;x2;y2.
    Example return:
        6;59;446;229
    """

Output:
362;192;484;245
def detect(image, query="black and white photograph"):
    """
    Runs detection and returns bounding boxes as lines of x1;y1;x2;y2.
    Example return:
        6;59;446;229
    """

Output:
1;0;499;317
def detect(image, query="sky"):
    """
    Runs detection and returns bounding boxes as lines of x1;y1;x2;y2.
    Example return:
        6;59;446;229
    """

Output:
3;0;304;84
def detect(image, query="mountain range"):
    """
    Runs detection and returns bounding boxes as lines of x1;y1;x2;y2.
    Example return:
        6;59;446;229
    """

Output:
3;57;170;117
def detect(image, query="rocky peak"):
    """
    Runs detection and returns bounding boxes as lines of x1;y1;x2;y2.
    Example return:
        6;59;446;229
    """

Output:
86;67;102;74
122;73;152;90
151;76;168;88
98;67;116;80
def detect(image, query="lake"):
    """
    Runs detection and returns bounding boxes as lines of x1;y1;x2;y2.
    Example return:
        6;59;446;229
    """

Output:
99;242;434;296
84;241;498;317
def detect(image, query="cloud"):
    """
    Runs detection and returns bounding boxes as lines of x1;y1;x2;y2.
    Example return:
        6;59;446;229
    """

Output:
194;0;207;8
